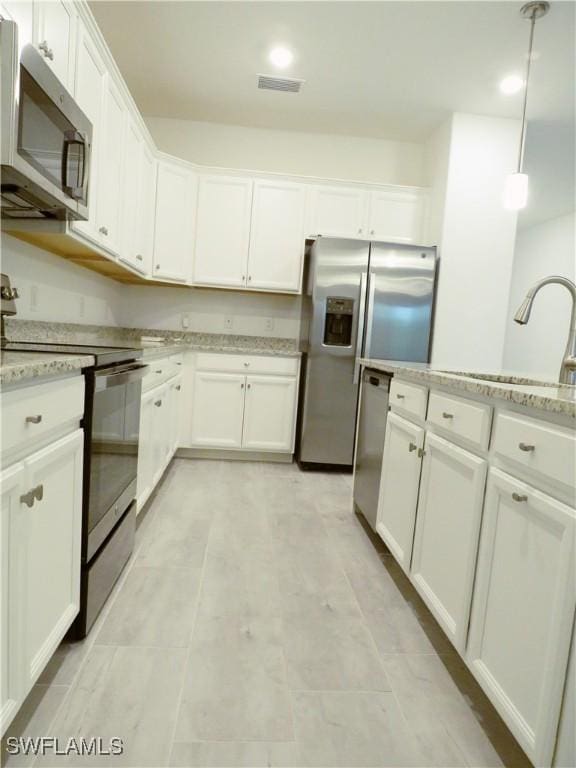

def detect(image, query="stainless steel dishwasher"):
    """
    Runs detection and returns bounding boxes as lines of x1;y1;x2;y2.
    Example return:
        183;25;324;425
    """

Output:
353;368;391;529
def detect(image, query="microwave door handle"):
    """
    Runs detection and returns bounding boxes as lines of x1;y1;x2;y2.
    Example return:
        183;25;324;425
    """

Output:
62;131;86;199
353;271;368;384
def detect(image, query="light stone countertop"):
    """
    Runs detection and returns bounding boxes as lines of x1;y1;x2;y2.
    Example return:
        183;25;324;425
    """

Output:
0;351;95;387
137;335;301;359
360;359;576;419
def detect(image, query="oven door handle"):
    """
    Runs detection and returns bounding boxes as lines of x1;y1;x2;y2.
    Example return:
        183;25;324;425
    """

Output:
62;130;87;200
94;364;149;390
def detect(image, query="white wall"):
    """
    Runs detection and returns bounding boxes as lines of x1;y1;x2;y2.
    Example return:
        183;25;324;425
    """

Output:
429;113;520;371
1;234;122;326
119;285;301;339
503;211;576;379
145;117;425;187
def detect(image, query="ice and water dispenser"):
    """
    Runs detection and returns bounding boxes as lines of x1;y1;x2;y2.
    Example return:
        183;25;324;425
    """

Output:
323;297;354;346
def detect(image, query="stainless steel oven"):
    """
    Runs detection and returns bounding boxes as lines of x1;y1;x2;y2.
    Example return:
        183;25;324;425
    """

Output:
1;19;92;220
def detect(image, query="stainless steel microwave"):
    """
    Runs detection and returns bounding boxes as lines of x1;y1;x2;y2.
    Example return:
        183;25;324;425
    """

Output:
0;19;92;220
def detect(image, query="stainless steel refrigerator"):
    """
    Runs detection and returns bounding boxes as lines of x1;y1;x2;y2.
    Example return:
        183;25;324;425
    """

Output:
297;237;437;469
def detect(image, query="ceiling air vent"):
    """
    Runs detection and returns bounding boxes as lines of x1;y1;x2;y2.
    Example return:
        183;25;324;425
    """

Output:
257;74;305;93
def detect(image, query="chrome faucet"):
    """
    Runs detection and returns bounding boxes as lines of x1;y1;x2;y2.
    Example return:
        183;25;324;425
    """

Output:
514;275;576;385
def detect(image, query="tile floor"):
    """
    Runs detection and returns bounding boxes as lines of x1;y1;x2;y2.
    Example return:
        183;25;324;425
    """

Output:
3;459;532;767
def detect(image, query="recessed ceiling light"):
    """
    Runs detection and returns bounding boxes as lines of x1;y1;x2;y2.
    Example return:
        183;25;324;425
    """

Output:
269;46;293;69
500;75;525;95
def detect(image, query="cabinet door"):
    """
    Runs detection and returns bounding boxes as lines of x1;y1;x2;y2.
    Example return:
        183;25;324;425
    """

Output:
22;430;83;690
96;76;126;256
169;377;182;457
0;463;25;737
1;1;34;54
376;412;424;573
153;161;195;282
242;376;297;451
137;142;157;276
193;175;253;288
367;189;425;244
467;469;576;766
120;118;144;273
309;185;369;238
137;389;155;510
247;180;306;292
71;23;106;244
410;432;487;652
190;372;245;448
34;0;76;89
150;386;170;484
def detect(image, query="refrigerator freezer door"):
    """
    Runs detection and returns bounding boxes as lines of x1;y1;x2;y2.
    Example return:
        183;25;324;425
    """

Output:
365;243;437;363
299;238;370;467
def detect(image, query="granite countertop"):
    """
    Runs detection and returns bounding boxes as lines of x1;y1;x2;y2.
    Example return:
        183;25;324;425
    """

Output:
0;351;95;386
137;334;301;359
360;359;576;419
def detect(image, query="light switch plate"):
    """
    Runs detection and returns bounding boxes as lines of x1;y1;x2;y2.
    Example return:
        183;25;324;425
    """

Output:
264;317;275;332
223;316;234;330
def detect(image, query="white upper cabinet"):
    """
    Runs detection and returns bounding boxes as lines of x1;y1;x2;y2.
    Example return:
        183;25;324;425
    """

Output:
367;188;425;244
242;375;298;451
194;175;253;288
467;468;576;766
308;185;369;238
71;22;106;244
1;1;34;53
410;432;487;652
247;180;306;292
376;411;424;573
34;0;76;90
121;122;156;275
153;159;196;282
96;75;126;256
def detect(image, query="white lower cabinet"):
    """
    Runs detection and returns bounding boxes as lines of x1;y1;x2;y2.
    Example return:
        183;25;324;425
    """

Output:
410;432;487;652
467;468;576;766
376;412;424;573
190;372;246;448
242;376;297;451
0;427;83;736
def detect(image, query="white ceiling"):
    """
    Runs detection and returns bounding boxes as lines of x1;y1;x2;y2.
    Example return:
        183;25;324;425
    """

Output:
90;0;575;225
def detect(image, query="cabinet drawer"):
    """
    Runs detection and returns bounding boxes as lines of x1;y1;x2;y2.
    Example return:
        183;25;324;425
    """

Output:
142;354;183;391
195;353;298;376
492;411;576;493
428;391;492;451
2;377;84;457
389;379;428;421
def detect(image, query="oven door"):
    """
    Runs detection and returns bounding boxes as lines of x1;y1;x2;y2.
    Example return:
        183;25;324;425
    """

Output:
86;363;148;560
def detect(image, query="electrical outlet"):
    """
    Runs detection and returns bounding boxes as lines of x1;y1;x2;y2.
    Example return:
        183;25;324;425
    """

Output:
223;316;234;330
264;317;275;332
79;296;86;318
181;313;190;329
30;285;38;312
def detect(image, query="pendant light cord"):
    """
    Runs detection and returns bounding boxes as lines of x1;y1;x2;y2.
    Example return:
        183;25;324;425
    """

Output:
517;9;538;172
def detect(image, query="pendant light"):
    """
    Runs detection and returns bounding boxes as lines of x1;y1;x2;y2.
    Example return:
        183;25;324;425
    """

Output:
504;0;550;210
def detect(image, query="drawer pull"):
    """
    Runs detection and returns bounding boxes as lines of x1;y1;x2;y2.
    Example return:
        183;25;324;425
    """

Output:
154;400;162;407
512;492;528;503
136;254;143;262
396;393;405;399
20;485;43;508
155;370;163;374
176;362;182;366
442;412;454;419
244;362;250;367
25;414;43;424
175;385;181;391
518;442;535;452
408;442;417;453
417;448;426;458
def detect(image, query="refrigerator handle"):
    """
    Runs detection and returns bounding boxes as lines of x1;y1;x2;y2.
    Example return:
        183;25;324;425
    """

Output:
353;271;368;384
364;272;376;356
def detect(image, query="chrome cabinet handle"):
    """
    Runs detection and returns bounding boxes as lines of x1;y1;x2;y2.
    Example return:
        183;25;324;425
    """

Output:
242;275;246;282
176;362;182;366
408;442;417;453
247;383;251;389
512;492;528;502
136;254;143;262
244;362;250;368
25;415;42;424
518;442;535;452
154;400;162;407
39;41;53;59
396;393;405;399
248;276;252;282
358;228;362;234
241;383;244;389
417;448;426;458
20;485;43;508
99;226;108;236
370;229;375;235
175;385;181;391
442;412;454;419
